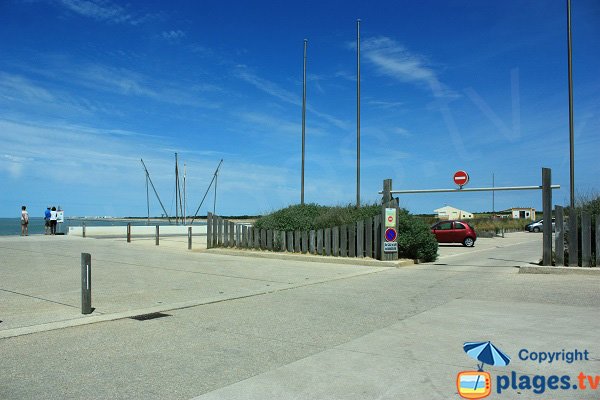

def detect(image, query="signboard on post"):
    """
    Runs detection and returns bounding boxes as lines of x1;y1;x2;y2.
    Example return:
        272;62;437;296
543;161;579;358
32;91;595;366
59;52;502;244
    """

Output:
385;228;397;242
453;170;469;187
384;241;398;253
380;179;399;261
385;208;396;227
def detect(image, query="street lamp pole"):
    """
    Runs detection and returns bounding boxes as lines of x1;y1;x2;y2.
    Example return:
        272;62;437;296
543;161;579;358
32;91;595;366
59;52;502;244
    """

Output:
567;0;575;208
301;39;307;205
356;19;361;207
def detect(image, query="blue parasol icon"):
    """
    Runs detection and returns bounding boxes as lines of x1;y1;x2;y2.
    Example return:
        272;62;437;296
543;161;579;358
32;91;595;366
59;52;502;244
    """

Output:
463;341;511;371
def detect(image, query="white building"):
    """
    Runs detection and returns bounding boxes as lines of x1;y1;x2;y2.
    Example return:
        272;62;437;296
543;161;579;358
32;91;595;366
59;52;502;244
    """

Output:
508;207;536;220
434;206;474;220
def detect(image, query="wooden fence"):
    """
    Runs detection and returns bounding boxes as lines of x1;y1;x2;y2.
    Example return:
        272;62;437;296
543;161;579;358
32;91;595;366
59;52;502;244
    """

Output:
554;206;599;267
206;212;384;259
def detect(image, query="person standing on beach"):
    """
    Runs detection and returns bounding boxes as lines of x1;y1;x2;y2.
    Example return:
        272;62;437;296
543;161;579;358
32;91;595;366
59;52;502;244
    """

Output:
44;207;51;235
21;206;29;236
50;206;58;235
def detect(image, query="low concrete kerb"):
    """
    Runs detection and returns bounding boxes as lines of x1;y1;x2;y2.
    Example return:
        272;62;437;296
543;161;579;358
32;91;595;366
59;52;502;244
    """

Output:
201;248;415;268
519;265;600;275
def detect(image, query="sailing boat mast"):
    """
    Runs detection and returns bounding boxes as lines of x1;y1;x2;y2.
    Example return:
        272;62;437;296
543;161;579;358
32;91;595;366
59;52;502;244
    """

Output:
140;158;171;223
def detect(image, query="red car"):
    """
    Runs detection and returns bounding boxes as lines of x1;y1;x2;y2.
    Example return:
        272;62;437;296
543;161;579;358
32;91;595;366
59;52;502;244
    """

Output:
431;220;477;247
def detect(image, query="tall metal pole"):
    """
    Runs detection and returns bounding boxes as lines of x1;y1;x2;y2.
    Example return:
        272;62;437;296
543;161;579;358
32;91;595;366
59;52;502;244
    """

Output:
567;0;575;208
492;173;495;214
183;163;187;225
175;153;179;225
146;174;150;225
356;19;361;207
301;39;307;205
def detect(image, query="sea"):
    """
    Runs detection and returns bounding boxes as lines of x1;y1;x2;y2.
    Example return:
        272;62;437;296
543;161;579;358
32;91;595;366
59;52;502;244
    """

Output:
0;217;205;236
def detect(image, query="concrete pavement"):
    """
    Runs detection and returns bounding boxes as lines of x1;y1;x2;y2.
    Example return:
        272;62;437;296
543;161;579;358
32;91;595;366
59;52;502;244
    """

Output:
1;232;599;399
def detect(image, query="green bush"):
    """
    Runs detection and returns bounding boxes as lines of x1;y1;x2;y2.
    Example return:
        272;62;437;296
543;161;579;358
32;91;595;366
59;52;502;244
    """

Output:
254;203;381;231
254;203;327;231
396;209;438;262
254;204;439;261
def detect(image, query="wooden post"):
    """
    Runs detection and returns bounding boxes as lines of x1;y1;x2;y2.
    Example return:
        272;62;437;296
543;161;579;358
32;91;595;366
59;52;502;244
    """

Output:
374;214;382;260
568;208;578;266
236;224;241;248
340;225;348;257
382;179;392;205
287;231;294;252
349;224;356;257
309;230;316;254
325;228;331;256
581;211;591;267
381;179;399;261
596;215;600;268
82;222;86;238
266;229;272;251
280;231;286;252
357;220;364;258
223;220;229;247
294;230;301;252
300;231;307;254
260;229;266;250
248;227;253;249
212;214;219;247
332;226;339;256
254;228;260;249
242;225;248;248
317;229;323;255
365;217;373;258
542;168;552;266
555;206;564;266
207;213;213;248
155;225;159;246
188;226;192;250
217;217;223;246
127;223;131;243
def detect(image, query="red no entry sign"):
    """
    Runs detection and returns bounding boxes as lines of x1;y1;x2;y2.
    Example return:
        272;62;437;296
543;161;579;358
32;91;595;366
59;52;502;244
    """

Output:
453;170;469;186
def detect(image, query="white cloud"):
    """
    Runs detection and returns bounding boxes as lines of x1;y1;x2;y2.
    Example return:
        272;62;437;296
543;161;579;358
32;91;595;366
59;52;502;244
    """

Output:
162;30;186;40
367;100;404;110
234;66;299;105
360;36;459;99
56;0;151;25
0;72;55;102
234;66;350;130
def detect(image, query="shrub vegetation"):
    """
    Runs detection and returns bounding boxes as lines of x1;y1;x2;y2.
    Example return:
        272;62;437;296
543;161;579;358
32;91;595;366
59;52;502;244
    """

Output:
254;203;438;262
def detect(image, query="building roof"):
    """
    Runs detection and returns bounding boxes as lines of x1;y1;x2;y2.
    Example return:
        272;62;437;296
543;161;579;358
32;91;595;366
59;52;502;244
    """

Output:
434;205;473;213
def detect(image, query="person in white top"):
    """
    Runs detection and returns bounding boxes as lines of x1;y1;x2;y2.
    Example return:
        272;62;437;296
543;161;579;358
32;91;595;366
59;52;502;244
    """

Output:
21;205;29;236
50;206;58;235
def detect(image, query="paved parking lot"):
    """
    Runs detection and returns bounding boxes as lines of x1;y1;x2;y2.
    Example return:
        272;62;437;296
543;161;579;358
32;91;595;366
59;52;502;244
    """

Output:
2;232;599;399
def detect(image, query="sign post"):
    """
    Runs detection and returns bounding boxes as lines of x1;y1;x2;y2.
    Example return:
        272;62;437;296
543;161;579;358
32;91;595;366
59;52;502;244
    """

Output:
381;179;399;261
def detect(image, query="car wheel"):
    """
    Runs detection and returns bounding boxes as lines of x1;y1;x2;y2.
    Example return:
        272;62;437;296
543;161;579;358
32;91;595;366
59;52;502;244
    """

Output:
533;227;540;233
463;237;475;247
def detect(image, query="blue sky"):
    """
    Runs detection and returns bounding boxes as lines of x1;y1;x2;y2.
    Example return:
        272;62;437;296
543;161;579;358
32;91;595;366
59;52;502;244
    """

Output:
1;0;599;218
